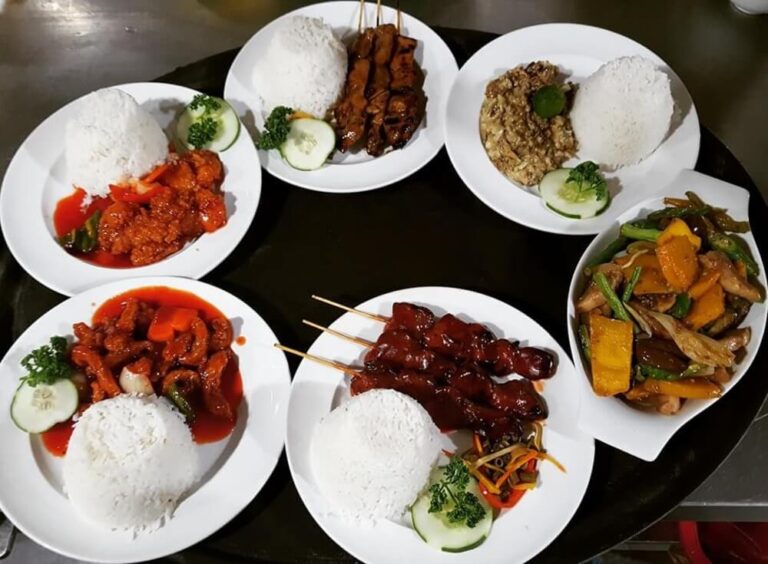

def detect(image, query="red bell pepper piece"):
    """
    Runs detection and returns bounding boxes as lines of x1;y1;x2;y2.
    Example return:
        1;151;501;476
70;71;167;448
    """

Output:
148;306;199;342
109;182;166;204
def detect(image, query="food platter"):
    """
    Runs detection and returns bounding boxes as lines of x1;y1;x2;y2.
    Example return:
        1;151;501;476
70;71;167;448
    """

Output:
0;276;290;562
286;287;595;564
0;82;262;296
568;169;767;461
0;21;767;564
224;1;458;193
444;23;700;235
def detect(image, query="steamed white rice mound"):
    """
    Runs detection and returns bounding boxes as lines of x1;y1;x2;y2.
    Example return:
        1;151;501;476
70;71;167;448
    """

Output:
311;389;442;524
65;88;168;198
63;395;199;533
253;16;347;118
571;56;673;167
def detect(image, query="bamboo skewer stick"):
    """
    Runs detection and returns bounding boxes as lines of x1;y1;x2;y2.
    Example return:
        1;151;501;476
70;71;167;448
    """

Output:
357;0;365;33
396;0;401;33
311;294;389;322
376;0;382;26
302;320;374;348
274;343;361;376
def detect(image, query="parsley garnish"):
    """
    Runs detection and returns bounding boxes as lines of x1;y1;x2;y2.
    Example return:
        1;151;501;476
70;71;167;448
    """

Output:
188;94;221;113
20;337;72;387
566;161;608;201
427;457;486;528
258;106;293;150
187;116;218;149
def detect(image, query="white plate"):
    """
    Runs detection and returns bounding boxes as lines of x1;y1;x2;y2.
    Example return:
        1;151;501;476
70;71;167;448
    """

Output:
286;287;595;564
0;276;291;563
224;1;458;193
444;23;700;235
0;82;262;296
567;169;767;461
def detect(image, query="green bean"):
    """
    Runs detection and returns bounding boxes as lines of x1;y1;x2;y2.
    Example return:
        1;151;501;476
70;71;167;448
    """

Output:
620;223;661;242
709;232;759;276
669;294;692;319
578;324;591;361
594;272;630;321
622;267;642;302
647;205;711;222
638;364;682;381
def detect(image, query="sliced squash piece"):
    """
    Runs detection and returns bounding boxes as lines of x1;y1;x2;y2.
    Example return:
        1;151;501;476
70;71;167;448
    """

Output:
685;283;726;330
657;218;702;250
589;315;633;396
657;236;700;292
688;270;721;300
640;377;722;399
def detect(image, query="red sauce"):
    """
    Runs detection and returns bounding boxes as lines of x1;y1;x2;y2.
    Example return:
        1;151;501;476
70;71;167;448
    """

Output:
41;420;75;457
189;358;243;444
53;188;133;268
53;188;111;236
235;336;246;346
93;287;225;323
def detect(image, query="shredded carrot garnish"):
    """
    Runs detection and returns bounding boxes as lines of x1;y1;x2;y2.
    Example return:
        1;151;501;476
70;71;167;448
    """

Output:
511;482;537;491
473;433;484;456
538;452;567;473
494;451;538;489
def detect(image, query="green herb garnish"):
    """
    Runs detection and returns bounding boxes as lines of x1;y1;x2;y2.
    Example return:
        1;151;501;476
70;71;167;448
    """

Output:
566;161;607;201
20;337;72;387
428;457;486;528
258;106;293;150
187;116;218;149
188;94;222;113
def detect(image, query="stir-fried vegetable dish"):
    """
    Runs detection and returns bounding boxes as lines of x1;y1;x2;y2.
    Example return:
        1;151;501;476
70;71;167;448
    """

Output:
576;192;763;414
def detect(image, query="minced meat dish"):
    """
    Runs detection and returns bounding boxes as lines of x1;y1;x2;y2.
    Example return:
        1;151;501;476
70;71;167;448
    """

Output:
479;61;577;187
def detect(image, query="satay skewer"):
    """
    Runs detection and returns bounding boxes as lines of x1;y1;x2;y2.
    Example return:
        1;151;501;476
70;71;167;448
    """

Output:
302;319;374;348
311;294;388;322
274;343;362;376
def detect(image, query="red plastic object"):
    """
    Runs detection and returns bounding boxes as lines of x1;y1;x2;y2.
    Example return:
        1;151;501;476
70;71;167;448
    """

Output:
679;521;768;563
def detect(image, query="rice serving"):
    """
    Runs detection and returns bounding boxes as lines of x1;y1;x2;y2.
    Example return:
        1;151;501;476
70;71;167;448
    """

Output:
311;389;442;524
570;56;673;167
63;395;199;533
253;16;347;118
65;88;168;198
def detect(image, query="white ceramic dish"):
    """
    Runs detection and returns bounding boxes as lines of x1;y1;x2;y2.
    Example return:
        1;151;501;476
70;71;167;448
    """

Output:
0;277;291;563
567;169;767;461
444;23;700;235
224;1;458;193
0;83;262;296
286;287;595;564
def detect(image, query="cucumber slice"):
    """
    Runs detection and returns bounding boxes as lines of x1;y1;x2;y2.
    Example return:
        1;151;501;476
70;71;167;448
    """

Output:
279;118;336;171
10;379;78;434
539;168;610;219
411;466;493;552
176;96;240;152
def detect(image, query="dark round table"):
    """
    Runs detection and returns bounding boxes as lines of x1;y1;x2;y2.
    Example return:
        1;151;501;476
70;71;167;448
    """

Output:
2;26;767;564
